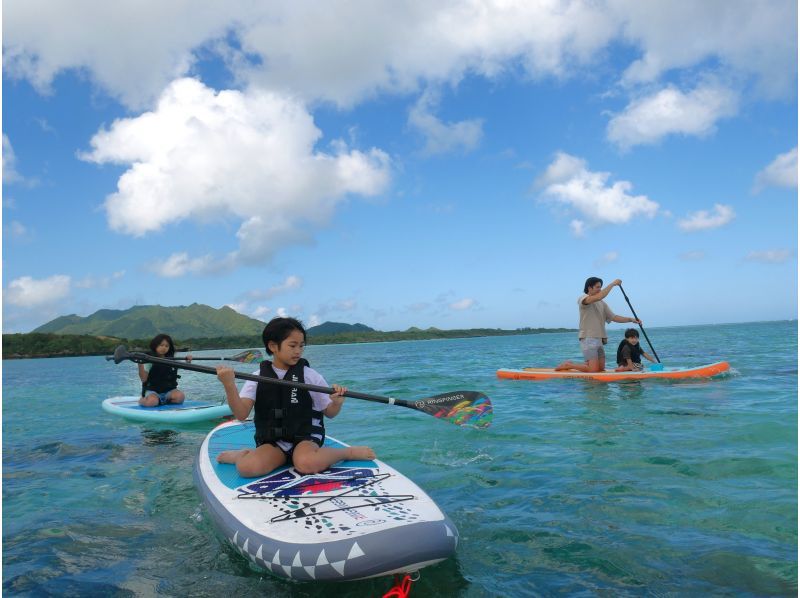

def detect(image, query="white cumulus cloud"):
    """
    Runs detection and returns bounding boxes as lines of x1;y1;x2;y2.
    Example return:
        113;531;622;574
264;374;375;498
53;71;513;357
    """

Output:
4;274;71;307
235;2;619;107
247;276;304;300
745;249;792;263
4;220;29;239
450;298;475;310
148;252;226;278
74;271;125;289
570;220;587;237
607;83;739;149
81;78;391;272
3;1;242;109
227;276;304;320
225;302;249;314
678;203;735;232
594;251;619;267
753;147;798;192
616;0;797;98
537;152;659;232
3;134;23;184
409;90;483;156
251;305;272;319
5;1;794;110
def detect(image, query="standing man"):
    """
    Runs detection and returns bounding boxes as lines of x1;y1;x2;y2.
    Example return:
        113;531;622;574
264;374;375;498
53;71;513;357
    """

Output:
555;277;640;373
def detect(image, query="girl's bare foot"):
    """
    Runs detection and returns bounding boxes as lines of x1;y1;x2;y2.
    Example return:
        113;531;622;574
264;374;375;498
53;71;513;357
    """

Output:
347;446;376;461
217;449;249;464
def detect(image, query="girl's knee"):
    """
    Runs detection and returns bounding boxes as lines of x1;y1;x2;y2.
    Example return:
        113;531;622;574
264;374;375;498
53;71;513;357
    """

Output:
236;460;260;478
292;454;321;475
236;449;281;478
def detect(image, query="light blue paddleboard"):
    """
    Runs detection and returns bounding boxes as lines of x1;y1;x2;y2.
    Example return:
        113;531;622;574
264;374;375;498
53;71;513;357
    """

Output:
194;420;458;581
102;395;232;423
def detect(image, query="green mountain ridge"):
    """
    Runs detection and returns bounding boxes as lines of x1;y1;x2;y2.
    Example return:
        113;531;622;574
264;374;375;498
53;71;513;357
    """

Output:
33;303;266;338
306;322;375;336
9;307;576;359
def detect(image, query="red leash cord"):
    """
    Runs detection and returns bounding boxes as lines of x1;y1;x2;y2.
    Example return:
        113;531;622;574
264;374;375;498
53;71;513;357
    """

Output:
382;573;414;598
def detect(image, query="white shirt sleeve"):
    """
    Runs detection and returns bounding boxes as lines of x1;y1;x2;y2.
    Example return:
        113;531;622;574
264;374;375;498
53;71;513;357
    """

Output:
239;370;258;402
303;366;333;412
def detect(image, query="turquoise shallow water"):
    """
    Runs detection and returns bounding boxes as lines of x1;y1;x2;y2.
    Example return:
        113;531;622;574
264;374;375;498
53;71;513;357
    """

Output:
3;320;797;596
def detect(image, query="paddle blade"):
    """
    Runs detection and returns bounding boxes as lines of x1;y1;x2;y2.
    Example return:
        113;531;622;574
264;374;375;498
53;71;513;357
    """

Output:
230;349;264;363
112;345;130;364
415;391;493;428
112;345;149;364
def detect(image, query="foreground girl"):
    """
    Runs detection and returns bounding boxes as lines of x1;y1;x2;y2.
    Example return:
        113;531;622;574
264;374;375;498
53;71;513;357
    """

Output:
215;317;375;478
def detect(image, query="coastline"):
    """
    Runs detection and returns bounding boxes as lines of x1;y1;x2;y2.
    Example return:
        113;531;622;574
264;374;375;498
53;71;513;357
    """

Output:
8;320;794;359
2;327;576;360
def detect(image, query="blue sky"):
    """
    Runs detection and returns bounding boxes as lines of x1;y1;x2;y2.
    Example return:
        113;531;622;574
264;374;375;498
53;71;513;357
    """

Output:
3;1;797;334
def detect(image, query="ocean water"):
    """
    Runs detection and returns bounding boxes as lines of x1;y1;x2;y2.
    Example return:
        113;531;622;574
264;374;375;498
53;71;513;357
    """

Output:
3;320;797;597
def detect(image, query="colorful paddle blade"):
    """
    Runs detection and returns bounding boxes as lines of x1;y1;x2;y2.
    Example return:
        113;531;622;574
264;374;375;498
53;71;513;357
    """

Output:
230;349;264;363
415;391;493;428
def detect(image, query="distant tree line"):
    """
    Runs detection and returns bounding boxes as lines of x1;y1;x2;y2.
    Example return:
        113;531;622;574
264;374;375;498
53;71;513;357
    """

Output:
1;333;262;359
306;327;574;345
3;327;574;359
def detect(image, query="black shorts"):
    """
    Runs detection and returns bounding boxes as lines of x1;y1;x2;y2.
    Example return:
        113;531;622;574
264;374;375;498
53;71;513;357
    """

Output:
254;435;324;464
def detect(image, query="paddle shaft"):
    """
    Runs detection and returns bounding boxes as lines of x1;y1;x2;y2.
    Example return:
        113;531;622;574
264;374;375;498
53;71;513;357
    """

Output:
618;285;661;363
178;357;243;361
125;351;416;408
179;349;262;362
106;355;252;363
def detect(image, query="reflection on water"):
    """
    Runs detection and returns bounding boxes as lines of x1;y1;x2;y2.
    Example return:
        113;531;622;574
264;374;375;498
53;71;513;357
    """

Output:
140;429;180;446
578;379;645;402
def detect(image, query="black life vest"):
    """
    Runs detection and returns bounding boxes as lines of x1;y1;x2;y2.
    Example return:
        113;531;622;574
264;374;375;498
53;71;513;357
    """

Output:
143;355;180;394
253;358;325;445
616;339;643;366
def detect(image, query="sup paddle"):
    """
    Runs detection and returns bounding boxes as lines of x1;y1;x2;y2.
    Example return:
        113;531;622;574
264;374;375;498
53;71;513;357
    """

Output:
618;284;662;365
178;349;264;364
109;345;492;429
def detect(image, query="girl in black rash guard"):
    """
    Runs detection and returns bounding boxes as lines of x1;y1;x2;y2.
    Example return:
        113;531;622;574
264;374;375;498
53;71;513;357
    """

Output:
138;333;191;407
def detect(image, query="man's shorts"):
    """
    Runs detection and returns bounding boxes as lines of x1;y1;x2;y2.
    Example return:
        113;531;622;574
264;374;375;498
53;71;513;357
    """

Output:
580;337;605;361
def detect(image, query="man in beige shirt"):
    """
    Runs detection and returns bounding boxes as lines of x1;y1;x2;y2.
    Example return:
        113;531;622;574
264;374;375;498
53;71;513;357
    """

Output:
555;277;640;373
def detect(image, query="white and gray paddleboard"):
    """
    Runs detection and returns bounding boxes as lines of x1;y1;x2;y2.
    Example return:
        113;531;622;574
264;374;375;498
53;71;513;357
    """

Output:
194;419;458;581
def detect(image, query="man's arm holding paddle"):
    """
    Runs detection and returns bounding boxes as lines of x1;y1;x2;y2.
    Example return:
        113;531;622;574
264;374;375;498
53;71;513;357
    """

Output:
612;314;641;325
582;278;622;305
584;278;641;325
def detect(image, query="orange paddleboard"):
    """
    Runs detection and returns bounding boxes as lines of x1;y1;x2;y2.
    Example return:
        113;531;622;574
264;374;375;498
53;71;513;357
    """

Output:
497;361;730;382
